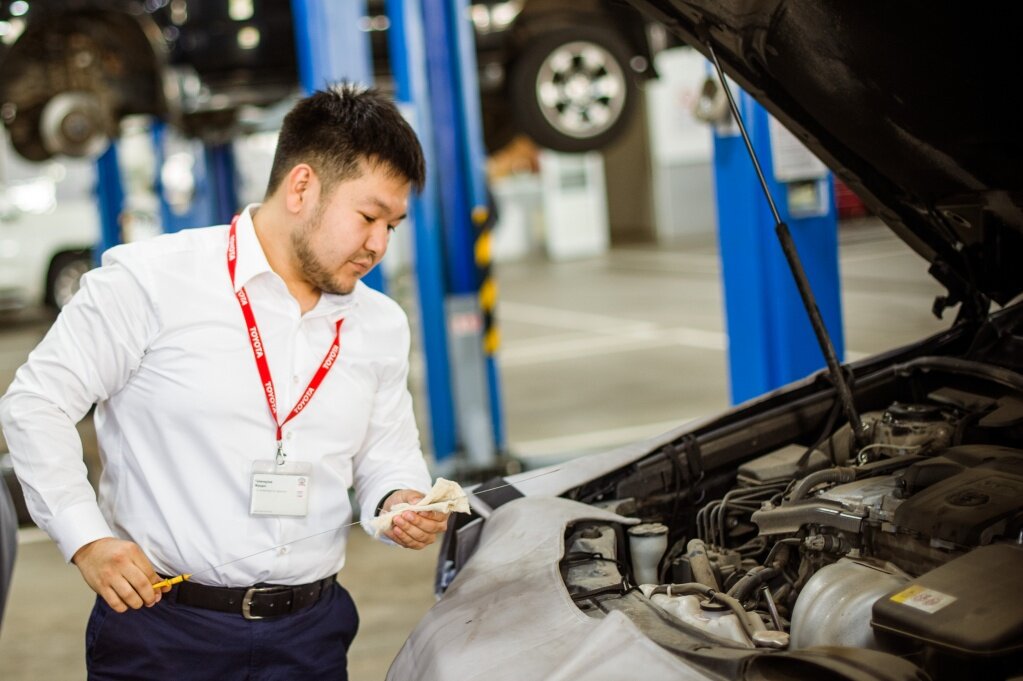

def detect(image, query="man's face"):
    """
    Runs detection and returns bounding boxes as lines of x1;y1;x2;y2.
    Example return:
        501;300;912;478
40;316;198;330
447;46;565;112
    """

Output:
291;163;410;296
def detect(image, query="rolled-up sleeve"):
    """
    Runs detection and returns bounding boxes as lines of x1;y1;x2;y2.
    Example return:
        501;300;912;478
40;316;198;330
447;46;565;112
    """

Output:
0;254;157;561
352;316;431;536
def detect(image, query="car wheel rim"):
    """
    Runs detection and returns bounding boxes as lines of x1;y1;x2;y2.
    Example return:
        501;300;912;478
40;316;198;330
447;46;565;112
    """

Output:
53;259;91;308
534;40;626;140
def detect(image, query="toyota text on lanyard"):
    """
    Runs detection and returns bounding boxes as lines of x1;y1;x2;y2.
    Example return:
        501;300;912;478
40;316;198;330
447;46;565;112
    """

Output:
227;216;344;465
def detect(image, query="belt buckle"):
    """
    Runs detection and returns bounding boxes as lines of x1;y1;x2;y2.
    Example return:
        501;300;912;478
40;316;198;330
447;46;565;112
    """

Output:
241;586;284;620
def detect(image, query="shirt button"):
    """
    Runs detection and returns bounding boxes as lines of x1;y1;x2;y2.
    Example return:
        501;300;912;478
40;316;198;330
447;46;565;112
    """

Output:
293;375;300;383
278;546;289;556
286;432;294;440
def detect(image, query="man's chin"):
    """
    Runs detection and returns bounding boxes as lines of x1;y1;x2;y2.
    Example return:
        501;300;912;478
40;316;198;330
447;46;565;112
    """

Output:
323;275;360;296
317;267;370;296
323;284;356;296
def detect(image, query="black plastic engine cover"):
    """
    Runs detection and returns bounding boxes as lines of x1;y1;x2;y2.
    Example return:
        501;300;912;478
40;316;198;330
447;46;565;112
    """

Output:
894;447;1023;546
872;544;1023;656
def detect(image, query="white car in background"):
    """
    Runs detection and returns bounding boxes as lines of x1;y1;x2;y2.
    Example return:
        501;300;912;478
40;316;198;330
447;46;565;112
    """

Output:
0;128;97;310
0;132;97;312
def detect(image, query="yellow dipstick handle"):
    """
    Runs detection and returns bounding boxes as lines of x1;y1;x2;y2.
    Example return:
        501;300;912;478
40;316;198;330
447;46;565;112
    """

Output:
151;574;191;590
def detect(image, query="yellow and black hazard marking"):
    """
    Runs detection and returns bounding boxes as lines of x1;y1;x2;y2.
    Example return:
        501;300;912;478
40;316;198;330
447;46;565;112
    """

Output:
472;204;500;356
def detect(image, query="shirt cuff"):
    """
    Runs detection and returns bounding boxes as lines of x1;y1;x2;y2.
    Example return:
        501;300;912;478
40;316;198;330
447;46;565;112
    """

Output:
375;490;402;516
47;501;115;563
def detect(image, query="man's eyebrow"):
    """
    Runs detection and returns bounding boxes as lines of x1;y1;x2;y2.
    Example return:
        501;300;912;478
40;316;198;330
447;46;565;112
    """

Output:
360;197;407;222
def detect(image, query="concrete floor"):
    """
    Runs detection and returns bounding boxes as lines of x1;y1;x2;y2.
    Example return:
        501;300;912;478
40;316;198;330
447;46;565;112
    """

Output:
0;217;948;679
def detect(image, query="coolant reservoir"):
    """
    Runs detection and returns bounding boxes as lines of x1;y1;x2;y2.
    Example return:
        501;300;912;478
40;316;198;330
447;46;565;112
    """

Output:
628;523;668;586
872;403;953;455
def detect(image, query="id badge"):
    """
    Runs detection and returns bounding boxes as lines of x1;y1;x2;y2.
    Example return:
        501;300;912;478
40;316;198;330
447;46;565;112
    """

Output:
250;460;312;516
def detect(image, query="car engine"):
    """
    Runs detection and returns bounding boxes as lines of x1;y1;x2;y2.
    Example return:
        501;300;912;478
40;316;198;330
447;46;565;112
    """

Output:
561;357;1023;680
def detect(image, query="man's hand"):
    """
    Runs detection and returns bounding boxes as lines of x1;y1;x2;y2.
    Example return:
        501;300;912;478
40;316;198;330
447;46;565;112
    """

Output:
71;537;165;613
380;489;449;550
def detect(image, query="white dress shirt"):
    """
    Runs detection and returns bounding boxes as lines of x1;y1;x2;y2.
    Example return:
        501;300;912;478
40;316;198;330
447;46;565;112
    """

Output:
0;206;431;586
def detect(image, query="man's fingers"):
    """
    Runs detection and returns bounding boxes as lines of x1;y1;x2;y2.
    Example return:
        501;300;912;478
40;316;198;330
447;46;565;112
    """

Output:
73;538;165;611
384;526;421;549
131;553;163;606
109;576;145;611
124;563;160;607
404;510;448;534
391;523;430;549
101;572;147;609
419;510;448;524
394;517;429;544
99;587;129;614
385;521;424;549
392;513;442;549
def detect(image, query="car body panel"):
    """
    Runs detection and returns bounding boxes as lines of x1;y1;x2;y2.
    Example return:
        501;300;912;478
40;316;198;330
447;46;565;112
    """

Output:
387;497;713;681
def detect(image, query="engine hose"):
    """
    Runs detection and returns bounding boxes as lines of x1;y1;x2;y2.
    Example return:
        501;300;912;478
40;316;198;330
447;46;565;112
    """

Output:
730;543;793;604
893;356;1023;393
727;566;780;604
651;583;765;645
685;539;721;590
787;467;856;503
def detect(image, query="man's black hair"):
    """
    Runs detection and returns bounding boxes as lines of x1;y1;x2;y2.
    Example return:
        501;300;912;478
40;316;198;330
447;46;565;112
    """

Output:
265;83;425;197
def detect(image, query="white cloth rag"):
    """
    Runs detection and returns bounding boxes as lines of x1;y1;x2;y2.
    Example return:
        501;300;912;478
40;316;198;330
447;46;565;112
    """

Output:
370;477;470;537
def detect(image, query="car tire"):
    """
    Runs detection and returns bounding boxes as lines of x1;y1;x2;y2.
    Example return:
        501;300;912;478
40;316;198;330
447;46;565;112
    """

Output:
45;250;93;309
509;25;637;153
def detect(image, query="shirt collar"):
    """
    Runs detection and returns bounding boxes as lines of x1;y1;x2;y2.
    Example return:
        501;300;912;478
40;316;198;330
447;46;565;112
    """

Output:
231;204;273;292
316;287;360;316
232;203;360;319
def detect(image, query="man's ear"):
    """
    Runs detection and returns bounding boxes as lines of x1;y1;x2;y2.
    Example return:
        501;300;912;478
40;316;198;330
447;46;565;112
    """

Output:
283;164;319;215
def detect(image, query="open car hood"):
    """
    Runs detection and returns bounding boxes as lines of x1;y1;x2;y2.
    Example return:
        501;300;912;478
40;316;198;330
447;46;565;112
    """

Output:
630;0;1023;311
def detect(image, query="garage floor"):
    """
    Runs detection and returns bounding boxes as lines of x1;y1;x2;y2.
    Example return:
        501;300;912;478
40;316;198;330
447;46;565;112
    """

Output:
0;218;948;679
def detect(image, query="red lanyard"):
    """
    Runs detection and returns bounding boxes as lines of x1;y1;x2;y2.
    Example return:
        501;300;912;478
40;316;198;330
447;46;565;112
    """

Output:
228;216;344;463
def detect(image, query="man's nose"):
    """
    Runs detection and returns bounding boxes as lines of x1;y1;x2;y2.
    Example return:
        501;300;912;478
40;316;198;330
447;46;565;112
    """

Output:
365;222;389;257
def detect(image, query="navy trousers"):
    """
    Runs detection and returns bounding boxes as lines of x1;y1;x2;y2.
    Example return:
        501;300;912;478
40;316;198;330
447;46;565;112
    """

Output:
85;581;359;680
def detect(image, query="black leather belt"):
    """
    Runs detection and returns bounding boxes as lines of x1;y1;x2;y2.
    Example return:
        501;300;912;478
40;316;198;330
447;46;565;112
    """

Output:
172;574;337;620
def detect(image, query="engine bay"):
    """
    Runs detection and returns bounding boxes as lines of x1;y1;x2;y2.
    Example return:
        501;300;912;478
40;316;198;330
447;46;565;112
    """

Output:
562;355;1023;680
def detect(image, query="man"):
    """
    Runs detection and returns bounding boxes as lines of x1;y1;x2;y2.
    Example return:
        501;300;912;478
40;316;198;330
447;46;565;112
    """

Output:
0;84;445;679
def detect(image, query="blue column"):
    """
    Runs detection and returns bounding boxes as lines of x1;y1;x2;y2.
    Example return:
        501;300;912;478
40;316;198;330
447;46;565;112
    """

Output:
94;143;125;262
386;0;457;462
421;0;476;295
713;92;844;404
153;123;192;233
153;123;235;232
442;0;505;451
291;0;383;292
395;0;502;470
204;142;239;225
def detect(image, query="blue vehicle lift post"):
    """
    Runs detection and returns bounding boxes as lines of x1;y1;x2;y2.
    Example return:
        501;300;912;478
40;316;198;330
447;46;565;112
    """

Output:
94;142;125;261
152;122;239;234
385;0;505;472
386;0;458;465
203;142;239;226
418;0;504;473
447;0;506;455
712;89;844;404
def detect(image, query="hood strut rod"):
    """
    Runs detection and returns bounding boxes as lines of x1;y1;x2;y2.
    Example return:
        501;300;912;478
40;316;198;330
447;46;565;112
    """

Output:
706;43;869;450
